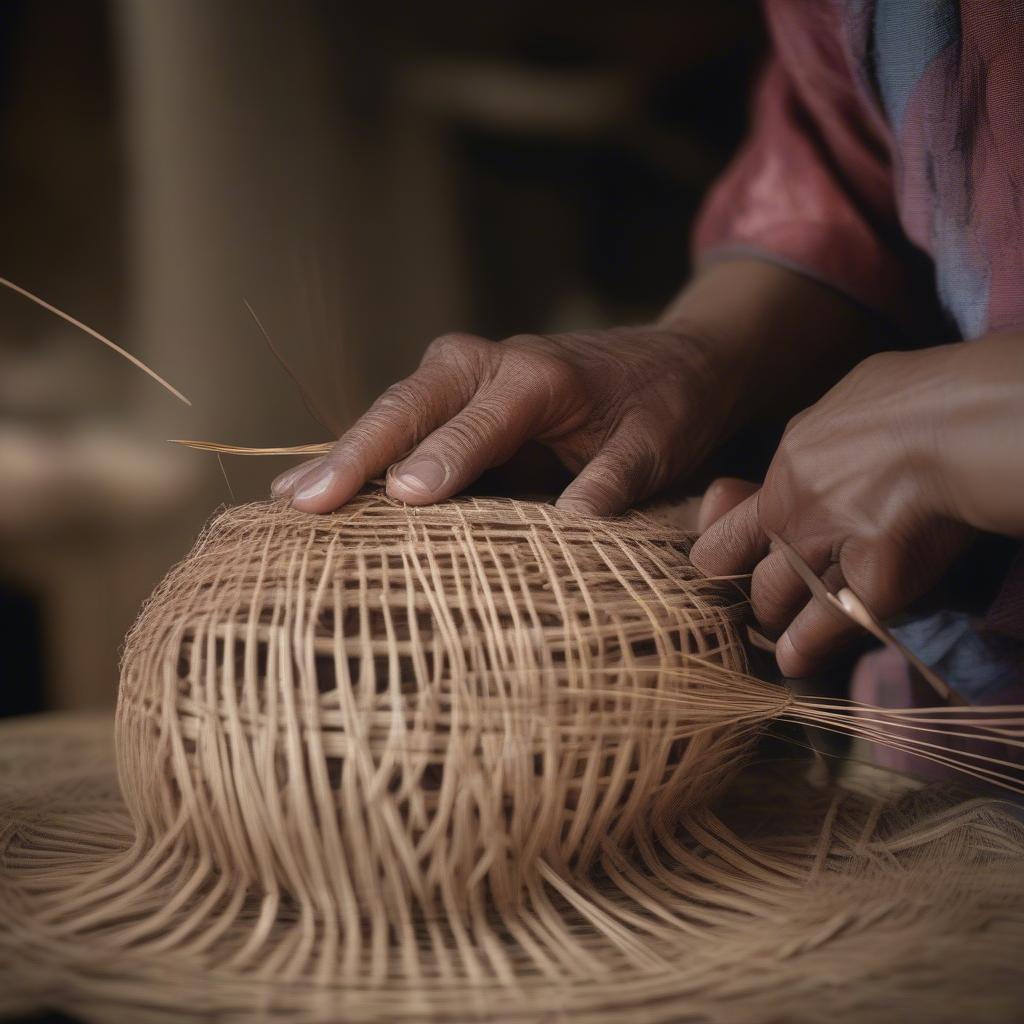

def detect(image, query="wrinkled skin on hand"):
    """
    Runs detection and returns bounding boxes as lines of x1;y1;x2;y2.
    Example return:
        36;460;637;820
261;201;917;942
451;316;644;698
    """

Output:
274;260;884;516
273;326;742;517
691;344;984;678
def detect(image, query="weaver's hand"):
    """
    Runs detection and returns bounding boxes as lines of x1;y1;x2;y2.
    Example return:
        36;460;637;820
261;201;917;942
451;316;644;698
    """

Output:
691;345;978;678
273;325;743;516
273;259;893;516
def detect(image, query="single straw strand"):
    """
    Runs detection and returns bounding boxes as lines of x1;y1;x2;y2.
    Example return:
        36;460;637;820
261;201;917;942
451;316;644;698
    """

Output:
169;440;332;456
0;276;191;406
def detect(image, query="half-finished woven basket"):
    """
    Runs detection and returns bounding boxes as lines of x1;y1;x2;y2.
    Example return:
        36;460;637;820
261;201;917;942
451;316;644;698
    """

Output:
2;491;1023;1023
116;491;766;922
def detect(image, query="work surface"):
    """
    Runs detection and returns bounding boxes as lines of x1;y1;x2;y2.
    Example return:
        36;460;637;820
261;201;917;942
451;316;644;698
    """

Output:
2;709;1023;1024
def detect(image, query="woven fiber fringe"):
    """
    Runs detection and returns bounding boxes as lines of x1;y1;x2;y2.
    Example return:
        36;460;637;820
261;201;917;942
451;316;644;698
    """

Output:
1;491;1023;1023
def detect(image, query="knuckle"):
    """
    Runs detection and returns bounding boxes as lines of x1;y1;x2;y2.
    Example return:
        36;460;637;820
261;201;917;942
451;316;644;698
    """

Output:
628;408;677;451
610;426;659;470
425;331;486;363
605;432;668;496
764;439;811;517
499;344;587;426
750;561;793;632
373;379;431;423
788;612;851;668
423;403;515;470
857;350;898;376
427;425;476;466
460;399;507;439
535;355;584;412
777;418;810;458
335;379;434;457
502;339;572;383
839;539;905;614
704;477;732;506
331;422;379;464
781;406;810;436
424;333;493;395
781;622;819;671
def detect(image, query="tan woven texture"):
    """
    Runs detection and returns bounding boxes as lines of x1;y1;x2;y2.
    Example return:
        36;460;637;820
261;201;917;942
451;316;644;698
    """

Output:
2;491;1023;1022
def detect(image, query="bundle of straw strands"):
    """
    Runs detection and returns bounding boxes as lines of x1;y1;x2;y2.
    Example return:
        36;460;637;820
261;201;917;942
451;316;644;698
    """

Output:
2;489;1024;1023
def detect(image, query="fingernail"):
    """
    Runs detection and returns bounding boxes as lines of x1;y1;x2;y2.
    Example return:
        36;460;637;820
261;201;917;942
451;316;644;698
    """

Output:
391;457;447;495
272;459;320;496
292;465;336;503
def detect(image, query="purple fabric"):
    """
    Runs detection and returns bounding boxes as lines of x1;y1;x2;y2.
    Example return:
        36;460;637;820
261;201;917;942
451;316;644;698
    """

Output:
851;645;1024;783
696;0;1024;340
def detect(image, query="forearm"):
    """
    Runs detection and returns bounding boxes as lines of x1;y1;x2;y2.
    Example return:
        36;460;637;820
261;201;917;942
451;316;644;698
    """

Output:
659;258;898;427
934;331;1024;537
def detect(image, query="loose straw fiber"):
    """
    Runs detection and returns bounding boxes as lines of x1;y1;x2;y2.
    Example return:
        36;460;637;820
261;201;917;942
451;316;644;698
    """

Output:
2;491;1024;1023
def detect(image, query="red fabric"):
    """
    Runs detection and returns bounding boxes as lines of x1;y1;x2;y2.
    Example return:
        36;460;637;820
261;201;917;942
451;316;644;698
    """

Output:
693;1;938;333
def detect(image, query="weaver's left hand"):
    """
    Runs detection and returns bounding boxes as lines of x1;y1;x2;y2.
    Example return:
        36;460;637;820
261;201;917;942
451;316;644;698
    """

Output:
690;345;976;678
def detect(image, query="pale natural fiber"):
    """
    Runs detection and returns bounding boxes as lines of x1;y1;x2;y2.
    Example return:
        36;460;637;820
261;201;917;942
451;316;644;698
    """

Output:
2;490;1024;1023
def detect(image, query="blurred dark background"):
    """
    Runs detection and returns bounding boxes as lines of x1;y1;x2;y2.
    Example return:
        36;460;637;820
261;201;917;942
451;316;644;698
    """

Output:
0;0;765;717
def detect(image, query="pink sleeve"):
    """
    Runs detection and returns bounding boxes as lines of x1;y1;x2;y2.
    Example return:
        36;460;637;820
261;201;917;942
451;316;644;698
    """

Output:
693;1;935;332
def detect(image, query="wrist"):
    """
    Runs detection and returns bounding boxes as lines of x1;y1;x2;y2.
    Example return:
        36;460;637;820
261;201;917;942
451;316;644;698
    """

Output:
661;258;890;424
650;317;757;453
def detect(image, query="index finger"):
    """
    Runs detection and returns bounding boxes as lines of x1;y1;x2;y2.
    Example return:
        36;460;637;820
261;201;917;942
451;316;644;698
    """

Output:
287;363;470;513
689;490;769;577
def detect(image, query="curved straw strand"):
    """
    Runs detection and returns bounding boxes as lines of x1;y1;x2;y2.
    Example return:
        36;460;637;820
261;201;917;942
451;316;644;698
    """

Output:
169;440;333;456
0;276;191;406
244;300;336;436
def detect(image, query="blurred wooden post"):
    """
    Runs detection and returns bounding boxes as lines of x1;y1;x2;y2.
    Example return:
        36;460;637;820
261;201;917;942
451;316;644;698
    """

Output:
114;0;375;502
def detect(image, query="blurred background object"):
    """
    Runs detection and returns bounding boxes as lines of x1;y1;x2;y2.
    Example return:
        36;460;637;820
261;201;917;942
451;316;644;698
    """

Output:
0;0;763;715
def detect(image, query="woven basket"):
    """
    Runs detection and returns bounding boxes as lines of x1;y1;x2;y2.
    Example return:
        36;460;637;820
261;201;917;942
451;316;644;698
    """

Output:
117;492;769;923
2;491;1023;1023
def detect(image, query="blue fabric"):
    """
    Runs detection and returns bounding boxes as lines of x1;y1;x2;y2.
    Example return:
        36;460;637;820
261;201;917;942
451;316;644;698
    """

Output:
933;204;991;340
891;610;1024;702
842;0;1024;337
871;0;959;135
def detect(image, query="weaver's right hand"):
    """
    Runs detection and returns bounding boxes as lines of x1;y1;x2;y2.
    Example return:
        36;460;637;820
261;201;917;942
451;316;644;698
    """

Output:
272;324;744;517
